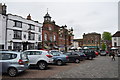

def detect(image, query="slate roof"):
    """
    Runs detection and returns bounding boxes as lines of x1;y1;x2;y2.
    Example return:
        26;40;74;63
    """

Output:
112;31;120;37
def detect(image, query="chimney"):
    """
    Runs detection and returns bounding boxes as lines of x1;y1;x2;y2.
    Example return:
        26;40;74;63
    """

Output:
27;14;31;20
2;3;7;15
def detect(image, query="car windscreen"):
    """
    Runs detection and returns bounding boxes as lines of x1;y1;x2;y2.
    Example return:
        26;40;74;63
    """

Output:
0;53;17;60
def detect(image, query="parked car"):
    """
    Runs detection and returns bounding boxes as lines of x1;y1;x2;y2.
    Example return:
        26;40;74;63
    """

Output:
82;50;95;60
100;50;107;56
0;51;29;77
23;50;53;70
117;53;120;57
49;51;68;66
64;52;81;63
75;52;86;61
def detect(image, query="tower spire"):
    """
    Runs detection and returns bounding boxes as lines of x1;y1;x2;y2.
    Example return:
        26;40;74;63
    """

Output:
47;8;48;13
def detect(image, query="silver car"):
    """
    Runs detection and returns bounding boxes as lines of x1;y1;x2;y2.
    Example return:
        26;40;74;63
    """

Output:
0;51;29;77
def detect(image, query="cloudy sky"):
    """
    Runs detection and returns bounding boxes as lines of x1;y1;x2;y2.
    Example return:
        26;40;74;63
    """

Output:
1;0;119;39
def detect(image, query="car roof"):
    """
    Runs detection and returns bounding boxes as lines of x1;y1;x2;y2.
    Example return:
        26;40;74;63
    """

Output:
24;50;48;52
0;51;21;54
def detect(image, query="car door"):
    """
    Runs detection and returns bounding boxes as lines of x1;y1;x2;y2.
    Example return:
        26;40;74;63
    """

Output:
66;52;75;62
72;52;79;61
29;51;42;65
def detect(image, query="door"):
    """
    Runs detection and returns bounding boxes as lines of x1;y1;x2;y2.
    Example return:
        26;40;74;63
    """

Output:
25;51;42;65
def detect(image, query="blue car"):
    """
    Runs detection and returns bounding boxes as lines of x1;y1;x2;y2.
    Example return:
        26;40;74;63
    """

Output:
49;51;68;66
0;51;29;77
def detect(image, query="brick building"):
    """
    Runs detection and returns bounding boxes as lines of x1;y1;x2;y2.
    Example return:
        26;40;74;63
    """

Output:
83;32;101;50
42;12;74;51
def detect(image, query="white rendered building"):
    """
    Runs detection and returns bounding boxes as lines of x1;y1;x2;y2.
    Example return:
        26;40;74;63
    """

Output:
6;14;42;51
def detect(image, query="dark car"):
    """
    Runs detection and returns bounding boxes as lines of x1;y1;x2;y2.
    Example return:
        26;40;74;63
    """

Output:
82;50;95;60
64;52;81;63
49;51;68;66
75;52;86;61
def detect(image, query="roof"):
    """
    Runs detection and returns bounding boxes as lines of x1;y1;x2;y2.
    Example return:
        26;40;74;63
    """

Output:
24;50;48;52
0;51;21;54
112;31;120;37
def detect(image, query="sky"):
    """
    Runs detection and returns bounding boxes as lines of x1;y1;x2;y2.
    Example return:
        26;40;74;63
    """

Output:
1;0;119;39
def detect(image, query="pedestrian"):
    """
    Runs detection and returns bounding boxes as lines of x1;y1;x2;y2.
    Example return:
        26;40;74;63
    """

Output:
111;51;115;61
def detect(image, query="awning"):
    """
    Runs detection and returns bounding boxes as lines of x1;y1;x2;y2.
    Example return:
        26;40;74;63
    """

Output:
69;47;77;50
77;47;82;49
84;47;89;49
111;47;118;50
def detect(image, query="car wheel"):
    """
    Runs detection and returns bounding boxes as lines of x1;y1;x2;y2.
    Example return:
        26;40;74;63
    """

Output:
8;68;18;77
57;60;63;66
38;61;47;70
75;59;80;63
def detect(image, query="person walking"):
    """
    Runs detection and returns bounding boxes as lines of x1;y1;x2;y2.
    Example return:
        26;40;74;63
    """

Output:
111;51;115;61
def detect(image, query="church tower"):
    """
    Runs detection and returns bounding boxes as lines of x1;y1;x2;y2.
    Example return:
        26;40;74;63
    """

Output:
43;12;51;23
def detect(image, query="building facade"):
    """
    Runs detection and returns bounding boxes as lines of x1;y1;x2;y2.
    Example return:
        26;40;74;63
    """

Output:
42;12;74;51
6;14;42;51
0;4;42;51
112;31;120;51
42;12;59;50
83;32;101;50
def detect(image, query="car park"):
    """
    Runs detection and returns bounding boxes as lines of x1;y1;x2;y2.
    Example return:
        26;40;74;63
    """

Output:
0;51;28;77
64;52;81;63
23;50;53;70
49;51;68;66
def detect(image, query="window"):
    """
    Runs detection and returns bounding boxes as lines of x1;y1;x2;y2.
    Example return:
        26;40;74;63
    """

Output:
13;30;22;39
0;53;17;60
49;27;52;30
38;35;41;41
28;24;35;30
53;35;56;41
28;44;34;49
26;51;42;55
114;37;116;41
44;33;47;41
14;21;22;28
28;32;35;40
50;36;52;41
92;40;94;43
39;27;41;32
114;42;117;47
13;42;22;51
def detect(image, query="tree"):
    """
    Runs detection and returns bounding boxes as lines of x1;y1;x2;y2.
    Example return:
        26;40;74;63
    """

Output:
101;43;106;50
102;32;112;41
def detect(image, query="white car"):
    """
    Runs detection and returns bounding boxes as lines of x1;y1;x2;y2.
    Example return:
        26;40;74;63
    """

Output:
23;50;53;70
